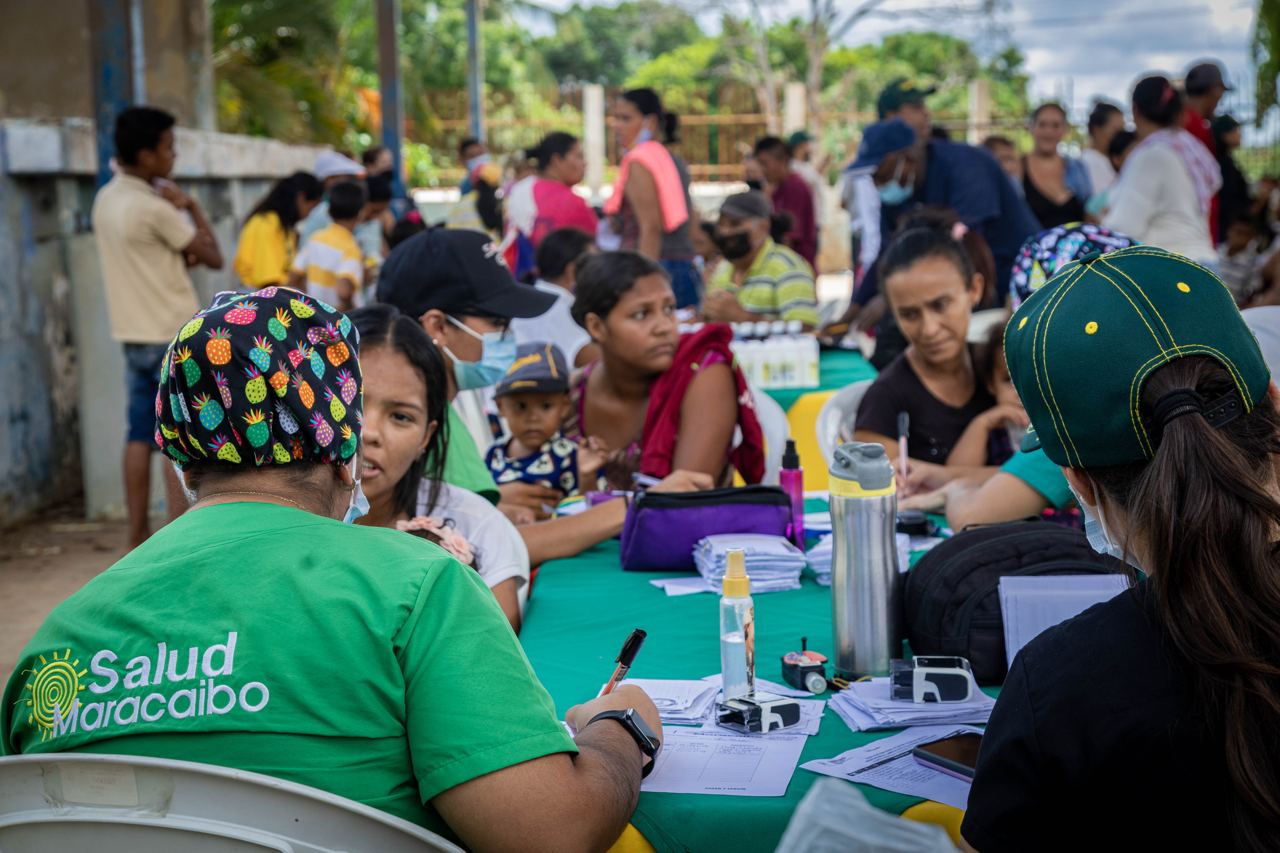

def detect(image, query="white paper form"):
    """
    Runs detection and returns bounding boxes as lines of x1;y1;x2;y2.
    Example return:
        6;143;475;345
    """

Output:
642;726;808;796
1000;574;1131;664
649;576;714;596
618;678;719;725
801;725;981;810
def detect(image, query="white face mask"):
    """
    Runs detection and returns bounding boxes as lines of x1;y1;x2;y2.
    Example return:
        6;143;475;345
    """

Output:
344;459;369;524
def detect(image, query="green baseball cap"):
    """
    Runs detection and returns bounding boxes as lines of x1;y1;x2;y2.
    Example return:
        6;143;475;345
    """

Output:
1006;245;1271;468
877;77;936;118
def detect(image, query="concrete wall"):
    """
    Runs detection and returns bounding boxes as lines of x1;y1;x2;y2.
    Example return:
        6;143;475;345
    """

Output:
0;118;326;525
0;0;213;128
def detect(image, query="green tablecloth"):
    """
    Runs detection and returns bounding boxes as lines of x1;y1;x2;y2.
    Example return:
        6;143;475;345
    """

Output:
763;348;875;412
520;517;941;853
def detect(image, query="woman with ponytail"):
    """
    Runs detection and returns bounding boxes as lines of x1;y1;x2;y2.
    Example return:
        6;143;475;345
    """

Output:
963;246;1280;851
601;88;702;309
1104;74;1221;266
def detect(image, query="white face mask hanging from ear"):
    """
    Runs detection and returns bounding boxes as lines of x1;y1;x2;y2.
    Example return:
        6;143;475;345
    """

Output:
343;458;369;524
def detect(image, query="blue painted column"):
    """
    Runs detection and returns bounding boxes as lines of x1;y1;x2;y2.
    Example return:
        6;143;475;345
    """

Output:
376;0;407;209
466;0;485;142
89;0;134;188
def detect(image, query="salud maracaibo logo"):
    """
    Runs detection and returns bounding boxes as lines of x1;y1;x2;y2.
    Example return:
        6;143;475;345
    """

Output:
18;633;270;744
22;648;88;742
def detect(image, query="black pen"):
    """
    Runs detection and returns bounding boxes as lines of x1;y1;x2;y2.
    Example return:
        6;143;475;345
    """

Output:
600;628;647;696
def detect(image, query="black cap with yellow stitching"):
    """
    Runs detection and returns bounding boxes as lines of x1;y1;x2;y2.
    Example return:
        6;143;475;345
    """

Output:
1005;245;1271;468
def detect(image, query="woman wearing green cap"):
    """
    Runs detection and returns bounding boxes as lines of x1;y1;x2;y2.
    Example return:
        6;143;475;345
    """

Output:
1;287;668;851
962;247;1280;851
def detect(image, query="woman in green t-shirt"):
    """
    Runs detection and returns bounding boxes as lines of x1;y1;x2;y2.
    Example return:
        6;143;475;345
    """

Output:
3;287;666;850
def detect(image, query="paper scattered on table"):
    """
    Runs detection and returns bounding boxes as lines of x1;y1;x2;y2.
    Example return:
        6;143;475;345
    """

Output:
701;673;815;699
619;678;719;725
642;726;808;796
1000;574;1131;665
649;576;714;596
829;678;995;731
694;533;806;593
801;725;981;810
775;778;956;853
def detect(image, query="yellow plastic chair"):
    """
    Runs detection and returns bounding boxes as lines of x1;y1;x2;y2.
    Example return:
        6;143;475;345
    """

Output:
902;801;966;847
607;823;656;853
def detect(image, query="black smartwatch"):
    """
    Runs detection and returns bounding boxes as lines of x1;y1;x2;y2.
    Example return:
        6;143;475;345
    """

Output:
586;709;662;778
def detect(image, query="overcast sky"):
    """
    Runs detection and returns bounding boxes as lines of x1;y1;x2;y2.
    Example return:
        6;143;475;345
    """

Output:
539;0;1261;120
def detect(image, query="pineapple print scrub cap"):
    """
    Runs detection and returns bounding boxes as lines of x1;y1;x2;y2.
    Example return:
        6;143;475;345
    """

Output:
155;287;362;470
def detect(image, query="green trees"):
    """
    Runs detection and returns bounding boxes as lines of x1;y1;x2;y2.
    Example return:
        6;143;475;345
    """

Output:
211;0;1031;184
1254;0;1280;122
535;1;703;86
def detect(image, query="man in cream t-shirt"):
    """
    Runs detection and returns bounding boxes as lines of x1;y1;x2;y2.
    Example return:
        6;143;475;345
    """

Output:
92;107;223;547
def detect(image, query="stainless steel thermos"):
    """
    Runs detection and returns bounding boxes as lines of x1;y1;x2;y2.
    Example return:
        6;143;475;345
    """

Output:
828;442;902;678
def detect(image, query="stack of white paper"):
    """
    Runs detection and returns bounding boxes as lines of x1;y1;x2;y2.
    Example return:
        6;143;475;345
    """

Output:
805;533;913;586
1000;574;1131;665
806;534;834;585
829;678;995;732
619;678;720;725
694;534;806;593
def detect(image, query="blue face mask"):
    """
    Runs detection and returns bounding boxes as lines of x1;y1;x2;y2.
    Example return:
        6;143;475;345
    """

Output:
343;461;370;524
877;157;915;206
636;126;654;145
1069;485;1129;564
465;153;490;172
444;315;517;391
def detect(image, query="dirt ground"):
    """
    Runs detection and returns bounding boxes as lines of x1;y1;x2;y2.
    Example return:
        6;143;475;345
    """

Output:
0;500;130;679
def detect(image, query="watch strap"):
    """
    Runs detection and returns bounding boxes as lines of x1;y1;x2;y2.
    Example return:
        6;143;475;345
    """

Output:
586;709;660;778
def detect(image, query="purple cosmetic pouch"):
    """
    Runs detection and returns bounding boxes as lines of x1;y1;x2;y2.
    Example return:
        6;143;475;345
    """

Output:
619;485;793;571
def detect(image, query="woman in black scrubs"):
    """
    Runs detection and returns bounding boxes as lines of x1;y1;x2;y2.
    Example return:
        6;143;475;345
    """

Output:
962;245;1280;851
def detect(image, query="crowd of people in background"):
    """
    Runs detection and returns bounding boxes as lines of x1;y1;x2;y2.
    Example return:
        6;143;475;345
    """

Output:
12;50;1280;852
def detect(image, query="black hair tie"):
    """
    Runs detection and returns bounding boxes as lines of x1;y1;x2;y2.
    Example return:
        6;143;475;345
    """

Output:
1152;389;1244;430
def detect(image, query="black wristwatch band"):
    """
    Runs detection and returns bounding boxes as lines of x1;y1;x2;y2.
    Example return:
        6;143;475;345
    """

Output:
586;709;661;778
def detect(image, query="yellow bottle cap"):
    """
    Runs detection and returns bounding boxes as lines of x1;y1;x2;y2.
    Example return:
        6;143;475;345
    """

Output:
722;549;750;597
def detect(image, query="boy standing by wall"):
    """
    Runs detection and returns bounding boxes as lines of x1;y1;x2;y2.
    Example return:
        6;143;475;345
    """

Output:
92;106;223;547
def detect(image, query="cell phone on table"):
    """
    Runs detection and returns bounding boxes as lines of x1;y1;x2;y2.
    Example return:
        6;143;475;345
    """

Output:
911;732;983;781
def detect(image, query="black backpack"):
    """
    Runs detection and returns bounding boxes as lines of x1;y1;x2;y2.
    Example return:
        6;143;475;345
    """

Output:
903;519;1131;685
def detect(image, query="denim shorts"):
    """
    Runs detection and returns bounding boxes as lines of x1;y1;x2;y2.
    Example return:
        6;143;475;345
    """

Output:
124;342;169;444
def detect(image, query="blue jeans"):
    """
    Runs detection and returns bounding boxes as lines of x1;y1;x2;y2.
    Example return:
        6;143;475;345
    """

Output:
661;258;704;310
124;342;168;444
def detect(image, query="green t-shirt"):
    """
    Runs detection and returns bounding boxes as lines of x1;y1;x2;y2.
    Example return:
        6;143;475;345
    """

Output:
1000;447;1074;510
434;406;499;504
1;502;574;840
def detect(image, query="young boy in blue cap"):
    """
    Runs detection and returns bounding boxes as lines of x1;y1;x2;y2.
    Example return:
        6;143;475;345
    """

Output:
487;342;606;499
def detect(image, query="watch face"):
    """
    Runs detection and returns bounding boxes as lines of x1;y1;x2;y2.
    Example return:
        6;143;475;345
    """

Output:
625;709;661;752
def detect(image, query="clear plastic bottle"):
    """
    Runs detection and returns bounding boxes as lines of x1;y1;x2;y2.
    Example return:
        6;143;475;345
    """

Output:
720;549;755;700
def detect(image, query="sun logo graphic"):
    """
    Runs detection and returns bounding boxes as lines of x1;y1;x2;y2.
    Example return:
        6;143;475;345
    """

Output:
23;649;86;742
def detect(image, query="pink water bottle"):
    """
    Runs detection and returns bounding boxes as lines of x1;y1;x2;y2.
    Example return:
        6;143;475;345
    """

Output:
780;439;805;547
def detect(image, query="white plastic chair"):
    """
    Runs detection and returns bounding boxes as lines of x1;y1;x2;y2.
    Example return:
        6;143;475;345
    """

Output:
816;379;875;463
967;308;1010;345
0;752;463;853
752;386;791;485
